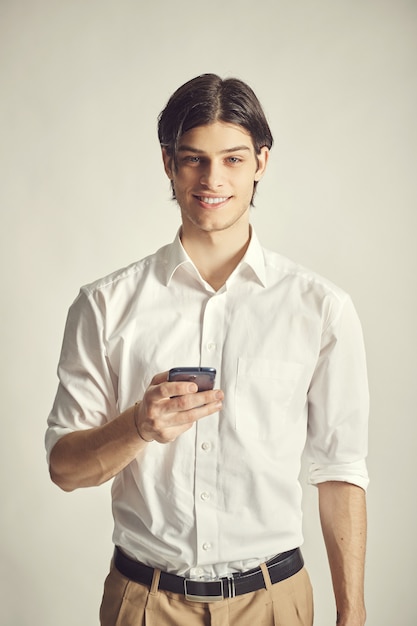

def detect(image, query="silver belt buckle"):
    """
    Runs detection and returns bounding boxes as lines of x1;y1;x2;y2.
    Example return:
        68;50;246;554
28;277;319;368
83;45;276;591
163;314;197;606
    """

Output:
184;578;224;602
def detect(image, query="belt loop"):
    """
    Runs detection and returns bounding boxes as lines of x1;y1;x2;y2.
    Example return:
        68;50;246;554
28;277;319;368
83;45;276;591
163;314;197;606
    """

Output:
261;560;282;624
145;568;162;626
150;568;161;596
260;561;273;591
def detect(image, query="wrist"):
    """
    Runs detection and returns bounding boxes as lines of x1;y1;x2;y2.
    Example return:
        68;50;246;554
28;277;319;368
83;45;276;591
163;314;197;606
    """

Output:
133;402;153;443
336;607;366;626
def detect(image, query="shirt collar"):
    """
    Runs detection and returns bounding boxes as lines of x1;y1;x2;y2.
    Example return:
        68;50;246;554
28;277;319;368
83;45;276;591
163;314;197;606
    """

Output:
163;227;267;288
239;227;267;287
163;229;195;286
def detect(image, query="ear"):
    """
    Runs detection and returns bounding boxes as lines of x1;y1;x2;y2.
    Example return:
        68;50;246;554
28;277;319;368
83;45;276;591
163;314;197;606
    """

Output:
254;146;269;182
162;147;174;180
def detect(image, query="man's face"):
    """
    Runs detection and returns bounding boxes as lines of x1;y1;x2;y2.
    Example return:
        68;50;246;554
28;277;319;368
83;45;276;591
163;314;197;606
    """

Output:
162;121;269;236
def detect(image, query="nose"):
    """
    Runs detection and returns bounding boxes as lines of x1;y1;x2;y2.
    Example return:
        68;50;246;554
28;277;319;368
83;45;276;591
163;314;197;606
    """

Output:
200;161;223;189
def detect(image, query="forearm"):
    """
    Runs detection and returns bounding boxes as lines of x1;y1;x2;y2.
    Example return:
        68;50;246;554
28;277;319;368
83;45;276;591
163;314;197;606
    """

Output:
49;373;223;492
318;481;367;626
49;405;147;491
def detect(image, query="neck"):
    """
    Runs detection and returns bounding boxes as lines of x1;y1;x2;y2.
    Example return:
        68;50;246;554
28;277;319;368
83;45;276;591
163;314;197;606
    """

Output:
181;223;251;291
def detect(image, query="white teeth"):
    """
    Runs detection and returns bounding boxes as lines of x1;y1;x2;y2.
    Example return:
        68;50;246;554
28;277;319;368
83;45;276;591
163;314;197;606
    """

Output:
200;197;228;204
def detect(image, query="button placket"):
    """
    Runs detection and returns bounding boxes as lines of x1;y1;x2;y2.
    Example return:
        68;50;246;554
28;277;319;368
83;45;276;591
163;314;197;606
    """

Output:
194;293;226;565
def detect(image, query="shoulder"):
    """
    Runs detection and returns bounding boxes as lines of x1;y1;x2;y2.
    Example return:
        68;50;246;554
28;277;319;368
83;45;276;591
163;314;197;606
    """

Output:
262;247;348;303
79;243;172;299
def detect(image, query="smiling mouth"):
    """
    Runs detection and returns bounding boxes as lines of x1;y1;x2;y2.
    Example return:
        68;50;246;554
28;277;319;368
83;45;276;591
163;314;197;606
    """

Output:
196;196;230;205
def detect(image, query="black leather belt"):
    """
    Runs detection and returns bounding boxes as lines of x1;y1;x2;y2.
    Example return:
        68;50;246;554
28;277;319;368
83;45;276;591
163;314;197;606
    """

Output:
114;546;304;602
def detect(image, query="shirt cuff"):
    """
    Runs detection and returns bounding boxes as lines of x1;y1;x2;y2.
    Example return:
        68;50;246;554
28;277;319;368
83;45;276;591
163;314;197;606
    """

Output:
45;426;73;464
308;459;369;491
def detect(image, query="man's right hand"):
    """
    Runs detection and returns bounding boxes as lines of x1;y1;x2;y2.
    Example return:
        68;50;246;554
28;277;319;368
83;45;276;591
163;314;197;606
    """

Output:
134;371;224;444
49;370;223;491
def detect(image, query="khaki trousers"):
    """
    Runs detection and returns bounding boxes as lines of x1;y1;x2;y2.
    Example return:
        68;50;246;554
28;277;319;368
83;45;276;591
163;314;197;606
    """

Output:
100;560;313;626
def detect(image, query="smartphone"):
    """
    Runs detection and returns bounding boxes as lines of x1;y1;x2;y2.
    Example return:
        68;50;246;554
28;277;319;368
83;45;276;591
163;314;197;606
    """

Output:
168;367;216;392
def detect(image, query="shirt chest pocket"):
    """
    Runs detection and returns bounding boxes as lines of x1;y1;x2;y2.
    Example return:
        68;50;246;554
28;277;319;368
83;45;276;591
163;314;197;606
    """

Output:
235;357;304;440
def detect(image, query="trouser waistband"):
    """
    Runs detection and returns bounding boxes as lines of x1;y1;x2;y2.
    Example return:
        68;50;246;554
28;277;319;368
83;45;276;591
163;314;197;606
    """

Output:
114;547;304;602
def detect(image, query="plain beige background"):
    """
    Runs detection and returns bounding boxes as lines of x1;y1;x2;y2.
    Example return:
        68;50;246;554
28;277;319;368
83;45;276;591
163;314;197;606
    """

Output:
1;1;416;624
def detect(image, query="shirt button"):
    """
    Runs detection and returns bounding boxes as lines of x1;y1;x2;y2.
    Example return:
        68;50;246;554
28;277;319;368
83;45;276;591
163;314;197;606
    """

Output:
201;441;211;451
202;542;212;551
207;342;216;351
200;491;210;501
191;567;204;578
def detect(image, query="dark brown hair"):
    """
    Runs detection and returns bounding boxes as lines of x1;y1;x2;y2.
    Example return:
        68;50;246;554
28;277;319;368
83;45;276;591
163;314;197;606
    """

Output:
157;74;273;202
158;73;273;156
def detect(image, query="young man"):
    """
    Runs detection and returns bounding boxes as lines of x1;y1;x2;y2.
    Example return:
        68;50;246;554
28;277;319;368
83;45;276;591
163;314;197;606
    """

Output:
46;74;369;626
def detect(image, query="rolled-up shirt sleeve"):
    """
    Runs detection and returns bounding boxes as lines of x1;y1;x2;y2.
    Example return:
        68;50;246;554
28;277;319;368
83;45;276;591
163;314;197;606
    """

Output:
45;287;118;462
306;295;370;490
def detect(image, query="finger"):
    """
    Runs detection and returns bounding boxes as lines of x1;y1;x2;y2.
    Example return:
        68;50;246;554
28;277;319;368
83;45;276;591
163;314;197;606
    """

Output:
170;388;224;411
170;397;223;428
152;399;223;443
191;397;224;420
150;371;170;386
164;380;199;399
145;373;197;402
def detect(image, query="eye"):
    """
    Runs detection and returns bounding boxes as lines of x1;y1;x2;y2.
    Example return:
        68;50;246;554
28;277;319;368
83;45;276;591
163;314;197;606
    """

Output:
181;155;201;165
226;156;242;165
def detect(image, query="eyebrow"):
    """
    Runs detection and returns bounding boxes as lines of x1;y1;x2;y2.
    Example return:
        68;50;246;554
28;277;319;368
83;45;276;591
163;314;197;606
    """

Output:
177;144;251;155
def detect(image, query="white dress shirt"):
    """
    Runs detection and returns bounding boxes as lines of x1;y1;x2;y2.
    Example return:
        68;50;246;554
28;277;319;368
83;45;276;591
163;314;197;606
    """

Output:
46;228;369;578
